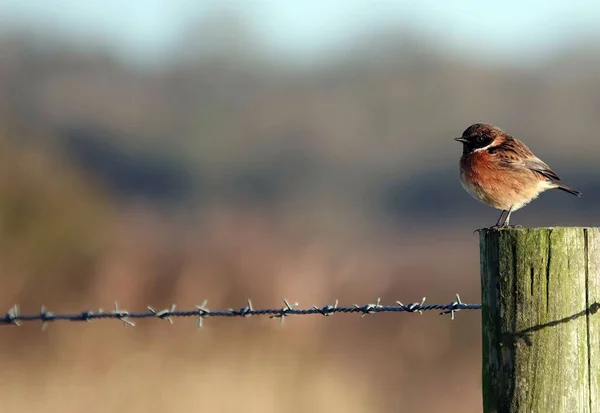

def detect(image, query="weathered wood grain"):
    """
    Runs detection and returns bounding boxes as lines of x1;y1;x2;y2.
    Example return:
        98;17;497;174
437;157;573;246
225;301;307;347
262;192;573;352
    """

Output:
480;227;600;413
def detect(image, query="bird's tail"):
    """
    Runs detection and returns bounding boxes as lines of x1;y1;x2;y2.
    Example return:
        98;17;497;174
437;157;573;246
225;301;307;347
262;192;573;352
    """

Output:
556;183;582;197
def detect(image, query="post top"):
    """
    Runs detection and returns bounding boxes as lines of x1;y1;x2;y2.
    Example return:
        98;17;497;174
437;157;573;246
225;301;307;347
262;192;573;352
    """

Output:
478;226;597;232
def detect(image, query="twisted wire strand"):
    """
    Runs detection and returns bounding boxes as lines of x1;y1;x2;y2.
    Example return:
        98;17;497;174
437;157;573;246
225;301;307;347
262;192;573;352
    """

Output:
1;294;480;329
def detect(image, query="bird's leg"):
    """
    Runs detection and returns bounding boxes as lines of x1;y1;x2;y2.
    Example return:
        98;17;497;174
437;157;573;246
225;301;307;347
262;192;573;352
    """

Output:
500;207;522;229
503;208;512;226
473;208;522;234
496;210;508;227
473;210;507;233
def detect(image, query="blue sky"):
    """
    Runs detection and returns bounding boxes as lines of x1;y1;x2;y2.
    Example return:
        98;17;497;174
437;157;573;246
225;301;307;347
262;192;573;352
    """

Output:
1;0;599;66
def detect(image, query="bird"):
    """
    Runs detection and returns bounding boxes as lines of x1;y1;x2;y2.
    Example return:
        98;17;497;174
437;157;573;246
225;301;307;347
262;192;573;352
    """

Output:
454;123;581;229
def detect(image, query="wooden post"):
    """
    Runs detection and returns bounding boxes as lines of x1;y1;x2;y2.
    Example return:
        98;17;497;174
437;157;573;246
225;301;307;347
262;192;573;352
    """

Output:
480;227;600;413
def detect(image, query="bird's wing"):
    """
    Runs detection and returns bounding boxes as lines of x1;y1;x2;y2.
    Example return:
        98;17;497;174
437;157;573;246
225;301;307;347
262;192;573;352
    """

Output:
494;138;562;182
521;158;561;181
521;158;561;182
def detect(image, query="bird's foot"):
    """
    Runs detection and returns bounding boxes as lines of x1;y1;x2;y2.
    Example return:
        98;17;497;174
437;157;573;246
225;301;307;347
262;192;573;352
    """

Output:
473;224;522;234
473;226;496;234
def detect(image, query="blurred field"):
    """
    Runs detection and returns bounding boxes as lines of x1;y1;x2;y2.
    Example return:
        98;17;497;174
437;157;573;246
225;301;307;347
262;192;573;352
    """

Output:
1;211;482;412
0;8;599;412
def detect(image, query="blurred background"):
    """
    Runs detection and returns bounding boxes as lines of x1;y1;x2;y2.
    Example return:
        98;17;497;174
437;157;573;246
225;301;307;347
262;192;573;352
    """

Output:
1;1;599;412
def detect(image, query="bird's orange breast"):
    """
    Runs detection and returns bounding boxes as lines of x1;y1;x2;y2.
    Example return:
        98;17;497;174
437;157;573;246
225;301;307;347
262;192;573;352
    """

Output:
459;150;546;211
461;149;500;183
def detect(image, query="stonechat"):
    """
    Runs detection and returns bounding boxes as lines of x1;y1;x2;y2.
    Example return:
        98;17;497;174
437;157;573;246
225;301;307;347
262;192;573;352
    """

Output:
455;123;581;229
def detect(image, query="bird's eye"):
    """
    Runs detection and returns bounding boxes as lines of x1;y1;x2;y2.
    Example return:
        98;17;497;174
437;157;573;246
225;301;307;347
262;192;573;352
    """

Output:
476;136;485;143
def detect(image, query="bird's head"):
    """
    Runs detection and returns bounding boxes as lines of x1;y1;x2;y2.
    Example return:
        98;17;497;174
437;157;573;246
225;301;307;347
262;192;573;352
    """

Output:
454;123;505;154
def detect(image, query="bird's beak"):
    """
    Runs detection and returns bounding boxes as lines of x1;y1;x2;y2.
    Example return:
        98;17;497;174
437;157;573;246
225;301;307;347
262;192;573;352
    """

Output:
454;137;468;143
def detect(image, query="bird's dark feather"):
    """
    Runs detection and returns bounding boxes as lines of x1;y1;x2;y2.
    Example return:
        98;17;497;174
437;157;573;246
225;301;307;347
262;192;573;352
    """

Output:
493;136;562;182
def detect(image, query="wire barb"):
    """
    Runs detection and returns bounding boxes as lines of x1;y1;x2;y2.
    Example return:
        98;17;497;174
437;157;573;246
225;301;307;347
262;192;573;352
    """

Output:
0;296;481;328
230;299;254;317
5;305;20;326
195;300;209;328
439;294;464;320
313;299;338;316
355;297;383;317
111;302;135;327
270;299;299;324
40;305;54;331
397;297;427;315
148;304;176;324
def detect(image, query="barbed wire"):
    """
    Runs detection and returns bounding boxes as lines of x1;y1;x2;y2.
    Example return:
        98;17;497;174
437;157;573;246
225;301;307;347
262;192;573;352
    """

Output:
0;294;480;330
